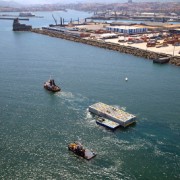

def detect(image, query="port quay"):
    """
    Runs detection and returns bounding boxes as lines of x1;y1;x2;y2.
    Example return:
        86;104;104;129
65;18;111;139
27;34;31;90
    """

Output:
30;23;180;66
1;6;180;179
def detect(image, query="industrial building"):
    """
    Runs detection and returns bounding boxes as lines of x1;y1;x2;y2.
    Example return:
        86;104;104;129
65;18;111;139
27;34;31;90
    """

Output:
13;18;32;31
99;33;118;39
106;26;147;34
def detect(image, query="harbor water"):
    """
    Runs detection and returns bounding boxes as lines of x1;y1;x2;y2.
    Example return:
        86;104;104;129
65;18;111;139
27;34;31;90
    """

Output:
0;10;180;179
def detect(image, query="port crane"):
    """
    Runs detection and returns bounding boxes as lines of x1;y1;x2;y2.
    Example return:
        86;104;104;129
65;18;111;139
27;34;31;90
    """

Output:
52;14;57;25
51;15;82;26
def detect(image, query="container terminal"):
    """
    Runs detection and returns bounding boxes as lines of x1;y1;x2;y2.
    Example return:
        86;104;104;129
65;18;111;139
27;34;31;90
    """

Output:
89;102;136;127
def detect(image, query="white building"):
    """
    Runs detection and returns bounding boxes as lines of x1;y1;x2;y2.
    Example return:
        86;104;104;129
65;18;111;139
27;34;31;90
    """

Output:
140;12;165;17
99;33;118;39
106;26;147;34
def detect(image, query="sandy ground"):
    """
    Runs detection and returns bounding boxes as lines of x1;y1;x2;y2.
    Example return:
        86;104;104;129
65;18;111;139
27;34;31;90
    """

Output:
105;38;180;56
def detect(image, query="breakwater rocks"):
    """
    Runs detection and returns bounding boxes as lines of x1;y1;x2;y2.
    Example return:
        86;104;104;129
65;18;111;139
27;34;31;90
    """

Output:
169;56;180;66
31;28;180;66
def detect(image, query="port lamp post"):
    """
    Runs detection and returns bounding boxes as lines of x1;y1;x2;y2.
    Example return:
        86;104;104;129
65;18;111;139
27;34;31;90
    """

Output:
173;45;175;57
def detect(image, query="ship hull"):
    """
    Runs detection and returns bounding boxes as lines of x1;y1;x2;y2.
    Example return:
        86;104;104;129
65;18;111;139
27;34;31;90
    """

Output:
44;85;61;92
68;143;96;160
96;118;120;130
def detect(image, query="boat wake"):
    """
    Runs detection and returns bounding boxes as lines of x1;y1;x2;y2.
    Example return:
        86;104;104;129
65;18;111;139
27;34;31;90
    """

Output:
55;91;88;102
55;91;74;99
55;91;90;113
85;110;93;119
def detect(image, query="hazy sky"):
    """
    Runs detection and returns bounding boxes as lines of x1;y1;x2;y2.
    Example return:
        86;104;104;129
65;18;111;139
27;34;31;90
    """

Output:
0;0;148;4
1;0;66;4
9;0;62;4
1;0;176;5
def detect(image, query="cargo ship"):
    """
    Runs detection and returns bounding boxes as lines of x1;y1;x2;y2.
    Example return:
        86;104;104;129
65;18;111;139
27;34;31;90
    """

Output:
19;12;35;17
44;78;61;92
68;142;96;160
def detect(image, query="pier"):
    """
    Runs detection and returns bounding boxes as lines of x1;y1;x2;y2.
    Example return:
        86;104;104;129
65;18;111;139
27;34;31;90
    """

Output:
0;17;29;21
89;102;136;127
31;28;180;66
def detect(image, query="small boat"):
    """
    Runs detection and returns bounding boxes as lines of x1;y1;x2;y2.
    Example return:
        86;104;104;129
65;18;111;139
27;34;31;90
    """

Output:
44;78;61;92
19;12;35;17
68;142;96;160
96;117;120;130
125;77;128;81
168;18;174;22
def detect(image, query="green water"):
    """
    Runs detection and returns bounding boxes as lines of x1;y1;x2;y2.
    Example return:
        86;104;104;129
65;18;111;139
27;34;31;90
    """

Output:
0;10;180;180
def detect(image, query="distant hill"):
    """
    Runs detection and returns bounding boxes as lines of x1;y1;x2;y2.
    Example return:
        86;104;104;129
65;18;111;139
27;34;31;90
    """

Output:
0;0;20;7
59;0;180;2
0;0;179;7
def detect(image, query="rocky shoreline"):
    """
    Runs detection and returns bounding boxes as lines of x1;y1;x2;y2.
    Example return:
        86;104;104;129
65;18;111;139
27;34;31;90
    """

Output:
31;28;180;66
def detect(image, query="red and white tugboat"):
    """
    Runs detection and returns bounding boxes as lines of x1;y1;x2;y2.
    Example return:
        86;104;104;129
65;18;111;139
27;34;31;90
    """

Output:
44;78;61;92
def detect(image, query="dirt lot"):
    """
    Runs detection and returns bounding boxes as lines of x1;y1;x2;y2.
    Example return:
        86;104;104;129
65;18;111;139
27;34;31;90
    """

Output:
105;38;180;56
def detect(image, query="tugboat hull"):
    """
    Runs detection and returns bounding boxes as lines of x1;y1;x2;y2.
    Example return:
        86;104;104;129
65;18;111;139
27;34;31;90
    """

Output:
96;117;120;130
44;84;60;92
68;142;96;160
43;78;61;92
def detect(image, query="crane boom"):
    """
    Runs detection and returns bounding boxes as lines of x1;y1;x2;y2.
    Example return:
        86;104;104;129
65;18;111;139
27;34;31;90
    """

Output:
52;14;57;25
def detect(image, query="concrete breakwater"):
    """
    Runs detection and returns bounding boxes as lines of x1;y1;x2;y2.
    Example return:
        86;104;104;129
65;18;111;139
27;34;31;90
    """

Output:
31;28;180;66
169;56;180;66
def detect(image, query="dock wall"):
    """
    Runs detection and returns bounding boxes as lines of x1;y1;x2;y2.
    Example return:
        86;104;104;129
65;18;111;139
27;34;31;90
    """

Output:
31;28;180;66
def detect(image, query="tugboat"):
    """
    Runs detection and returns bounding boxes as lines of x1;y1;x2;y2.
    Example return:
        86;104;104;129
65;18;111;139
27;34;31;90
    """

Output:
96;117;120;130
44;78;61;92
68;142;96;160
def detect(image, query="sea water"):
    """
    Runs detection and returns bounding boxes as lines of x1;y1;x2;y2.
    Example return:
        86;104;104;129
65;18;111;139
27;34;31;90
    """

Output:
0;10;180;179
